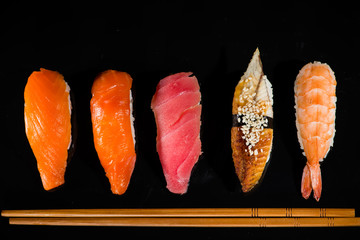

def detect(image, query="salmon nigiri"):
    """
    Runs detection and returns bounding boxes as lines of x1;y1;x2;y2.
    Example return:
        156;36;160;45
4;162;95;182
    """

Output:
24;68;72;191
294;62;337;201
90;70;136;195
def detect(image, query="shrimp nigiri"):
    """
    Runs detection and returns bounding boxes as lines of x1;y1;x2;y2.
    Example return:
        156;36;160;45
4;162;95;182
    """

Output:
294;62;336;201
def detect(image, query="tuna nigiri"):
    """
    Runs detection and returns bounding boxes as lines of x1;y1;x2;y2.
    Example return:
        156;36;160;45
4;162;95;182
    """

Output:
295;62;336;201
151;72;202;194
90;70;136;195
24;68;72;191
231;48;273;193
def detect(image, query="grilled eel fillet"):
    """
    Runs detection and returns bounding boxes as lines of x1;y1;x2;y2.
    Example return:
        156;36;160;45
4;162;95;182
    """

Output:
231;48;273;193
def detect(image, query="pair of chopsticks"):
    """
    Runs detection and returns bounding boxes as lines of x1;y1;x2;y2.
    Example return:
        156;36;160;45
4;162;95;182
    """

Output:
2;208;359;227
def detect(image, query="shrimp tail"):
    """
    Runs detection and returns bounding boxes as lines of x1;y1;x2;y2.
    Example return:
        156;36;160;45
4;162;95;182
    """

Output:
301;164;312;200
310;163;322;201
301;163;322;201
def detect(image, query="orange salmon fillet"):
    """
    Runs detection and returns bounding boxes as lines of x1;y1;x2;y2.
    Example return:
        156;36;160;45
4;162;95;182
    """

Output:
90;70;136;195
24;68;72;191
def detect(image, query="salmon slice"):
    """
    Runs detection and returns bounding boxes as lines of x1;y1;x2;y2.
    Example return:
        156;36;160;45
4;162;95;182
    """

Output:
151;72;202;194
90;70;136;195
294;62;336;201
24;68;72;191
231;48;273;193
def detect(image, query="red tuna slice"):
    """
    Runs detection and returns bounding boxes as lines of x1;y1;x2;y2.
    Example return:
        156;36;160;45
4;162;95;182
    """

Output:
151;72;202;194
157;106;201;194
154;72;193;92
151;72;199;108
153;91;201;135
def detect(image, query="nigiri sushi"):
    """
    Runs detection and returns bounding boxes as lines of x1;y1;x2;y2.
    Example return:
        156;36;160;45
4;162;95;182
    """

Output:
151;72;202;194
90;70;136;195
231;48;273;193
295;62;336;201
24;68;72;191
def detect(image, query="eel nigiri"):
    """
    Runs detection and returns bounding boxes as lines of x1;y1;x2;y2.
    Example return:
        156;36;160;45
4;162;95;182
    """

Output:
151;72;202;194
295;62;336;201
24;68;72;191
231;48;273;193
90;70;136;195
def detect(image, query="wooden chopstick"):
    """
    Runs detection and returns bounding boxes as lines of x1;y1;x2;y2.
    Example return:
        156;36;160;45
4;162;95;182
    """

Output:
4;208;357;227
1;208;355;218
8;217;360;227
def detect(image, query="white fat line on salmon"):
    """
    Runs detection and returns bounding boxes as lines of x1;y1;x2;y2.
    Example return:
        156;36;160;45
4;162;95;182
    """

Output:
130;90;135;146
65;81;72;151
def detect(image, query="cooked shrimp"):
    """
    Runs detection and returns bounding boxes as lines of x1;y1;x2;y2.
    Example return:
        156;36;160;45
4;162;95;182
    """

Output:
294;62;336;201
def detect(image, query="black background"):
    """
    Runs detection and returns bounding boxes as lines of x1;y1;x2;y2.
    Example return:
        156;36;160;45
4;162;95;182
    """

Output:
1;0;360;238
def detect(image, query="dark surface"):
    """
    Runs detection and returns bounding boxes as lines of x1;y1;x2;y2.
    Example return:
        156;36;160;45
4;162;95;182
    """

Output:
1;1;360;238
